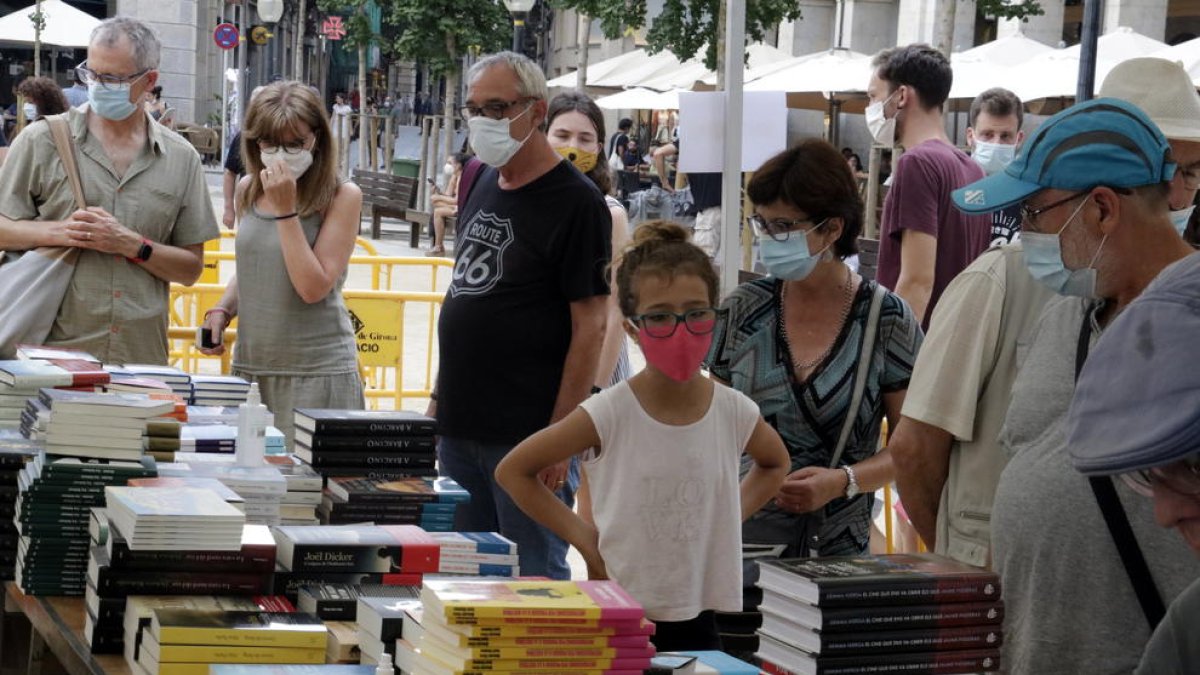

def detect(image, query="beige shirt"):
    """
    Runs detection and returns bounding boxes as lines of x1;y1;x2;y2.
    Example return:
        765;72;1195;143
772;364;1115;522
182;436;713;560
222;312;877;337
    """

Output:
0;107;218;365
900;242;1053;567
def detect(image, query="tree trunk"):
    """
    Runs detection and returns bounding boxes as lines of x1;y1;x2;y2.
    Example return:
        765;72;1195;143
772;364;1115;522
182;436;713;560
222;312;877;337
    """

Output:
33;0;42;78
294;0;307;80
576;13;590;90
358;43;368;172
934;0;957;57
443;33;460;172
715;0;726;90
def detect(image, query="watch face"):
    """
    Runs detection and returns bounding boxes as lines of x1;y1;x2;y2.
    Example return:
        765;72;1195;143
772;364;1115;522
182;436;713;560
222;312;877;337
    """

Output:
138;242;153;261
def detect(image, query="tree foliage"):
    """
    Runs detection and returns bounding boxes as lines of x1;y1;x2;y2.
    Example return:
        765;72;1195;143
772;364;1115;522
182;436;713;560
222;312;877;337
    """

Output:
386;0;511;76
978;0;1043;23
316;0;377;51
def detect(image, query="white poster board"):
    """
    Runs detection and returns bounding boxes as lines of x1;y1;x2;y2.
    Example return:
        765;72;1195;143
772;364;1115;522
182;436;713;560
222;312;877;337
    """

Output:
677;90;787;173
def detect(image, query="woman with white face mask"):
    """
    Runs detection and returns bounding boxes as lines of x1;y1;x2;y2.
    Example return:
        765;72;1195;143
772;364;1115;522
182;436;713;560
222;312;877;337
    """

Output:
426;152;468;256
199;80;366;448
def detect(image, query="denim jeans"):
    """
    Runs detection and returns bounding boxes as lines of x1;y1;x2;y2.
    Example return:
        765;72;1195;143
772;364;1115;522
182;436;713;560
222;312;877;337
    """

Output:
437;436;578;580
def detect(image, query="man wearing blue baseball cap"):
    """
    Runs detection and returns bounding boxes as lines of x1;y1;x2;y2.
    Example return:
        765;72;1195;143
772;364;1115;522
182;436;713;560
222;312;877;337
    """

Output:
1066;251;1200;674
950;97;1199;673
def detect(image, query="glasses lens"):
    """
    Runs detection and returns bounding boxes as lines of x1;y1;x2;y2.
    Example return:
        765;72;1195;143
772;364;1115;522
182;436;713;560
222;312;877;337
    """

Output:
640;313;679;338
1121;471;1155;498
684;308;718;335
459;106;475;120
1151;462;1200;496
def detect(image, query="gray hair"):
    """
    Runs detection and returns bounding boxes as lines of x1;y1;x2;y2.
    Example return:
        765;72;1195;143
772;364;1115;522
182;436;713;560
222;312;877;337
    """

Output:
467;52;548;101
90;17;161;72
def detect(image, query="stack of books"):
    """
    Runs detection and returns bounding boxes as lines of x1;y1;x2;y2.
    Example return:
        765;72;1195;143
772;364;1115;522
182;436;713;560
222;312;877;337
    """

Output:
320;476;469;532
104;486;247;551
143;419;184;462
177;424;287;456
85;522;281;655
14;456;156;595
158;454;318;525
267;455;324;526
34;389;176;461
210;665;375;675
115;365;193;401
0;358;109;429
754;554;1004;675
397;579;656;673
270;524;440;604
115;595;295;668
292;409;438;482
429;532;520;577
134;608;328;675
190;375;253;406
160;463;287;526
0;435;39;581
355;595;422;667
297;583;420;622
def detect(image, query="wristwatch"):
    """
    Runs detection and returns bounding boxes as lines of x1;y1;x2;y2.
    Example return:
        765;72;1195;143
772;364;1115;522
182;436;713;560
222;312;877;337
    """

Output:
842;465;860;499
129;238;153;263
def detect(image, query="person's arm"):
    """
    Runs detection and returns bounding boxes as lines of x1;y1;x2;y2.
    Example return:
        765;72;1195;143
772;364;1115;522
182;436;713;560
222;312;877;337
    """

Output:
740;417;790;520
198;276;240;356
65;207;205;285
495;408;606;578
893;229;937;323
222;170;237;228
889;416;954;548
593;206;630;388
0;214;73;250
259;161;362;303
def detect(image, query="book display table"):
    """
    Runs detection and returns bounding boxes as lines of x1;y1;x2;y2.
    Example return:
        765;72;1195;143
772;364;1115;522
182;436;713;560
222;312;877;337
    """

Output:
3;582;130;675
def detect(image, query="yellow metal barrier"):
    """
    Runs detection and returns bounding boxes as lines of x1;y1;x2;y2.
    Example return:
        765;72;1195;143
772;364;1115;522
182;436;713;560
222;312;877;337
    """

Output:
199;252;452;293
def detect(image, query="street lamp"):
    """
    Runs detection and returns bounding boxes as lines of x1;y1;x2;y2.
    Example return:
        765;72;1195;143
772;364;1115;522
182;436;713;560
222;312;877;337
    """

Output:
257;0;284;23
502;0;536;55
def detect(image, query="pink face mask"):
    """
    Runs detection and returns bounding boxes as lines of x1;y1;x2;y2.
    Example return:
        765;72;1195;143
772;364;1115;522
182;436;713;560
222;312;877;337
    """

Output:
637;322;714;382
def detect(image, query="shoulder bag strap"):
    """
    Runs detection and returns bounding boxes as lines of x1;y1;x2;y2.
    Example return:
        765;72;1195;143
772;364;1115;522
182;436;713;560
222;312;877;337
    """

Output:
828;282;887;469
46;114;87;210
456;157;484;213
1076;309;1166;630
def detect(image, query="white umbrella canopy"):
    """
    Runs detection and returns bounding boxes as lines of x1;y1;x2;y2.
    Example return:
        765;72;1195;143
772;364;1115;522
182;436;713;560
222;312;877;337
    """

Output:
633;42;793;91
546;49;654;89
589;50;682;88
1148;37;1200;84
595;87;679;110
744;47;873;111
1006;26;1169;102
948;33;1056;100
0;0;100;48
698;43;794;86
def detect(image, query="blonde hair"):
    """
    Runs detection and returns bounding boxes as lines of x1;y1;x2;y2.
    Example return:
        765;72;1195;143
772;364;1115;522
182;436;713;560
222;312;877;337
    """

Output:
238;80;338;218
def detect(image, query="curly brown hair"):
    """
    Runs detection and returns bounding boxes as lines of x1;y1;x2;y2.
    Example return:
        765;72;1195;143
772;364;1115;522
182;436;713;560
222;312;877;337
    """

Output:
615;220;719;317
17;77;68;117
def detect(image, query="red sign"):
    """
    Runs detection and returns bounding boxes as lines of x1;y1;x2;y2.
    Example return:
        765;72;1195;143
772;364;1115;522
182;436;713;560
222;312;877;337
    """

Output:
322;16;346;40
213;23;239;50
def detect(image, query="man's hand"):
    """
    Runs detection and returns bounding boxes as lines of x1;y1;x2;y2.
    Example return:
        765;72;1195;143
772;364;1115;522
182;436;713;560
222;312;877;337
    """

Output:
197;310;230;356
537;459;571;493
260;159;299;217
65;207;142;257
775;466;846;514
222;205;236;229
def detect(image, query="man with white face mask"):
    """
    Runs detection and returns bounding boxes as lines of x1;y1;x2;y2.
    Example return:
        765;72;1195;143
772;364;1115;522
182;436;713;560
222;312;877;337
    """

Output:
0;16;216;364
430;52;611;580
965;88;1024;245
1100;57;1200;246
951;97;1199;674
867;44;991;329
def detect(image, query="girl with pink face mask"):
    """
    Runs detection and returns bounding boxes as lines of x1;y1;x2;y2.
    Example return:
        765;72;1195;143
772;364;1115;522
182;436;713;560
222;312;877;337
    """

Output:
496;221;789;651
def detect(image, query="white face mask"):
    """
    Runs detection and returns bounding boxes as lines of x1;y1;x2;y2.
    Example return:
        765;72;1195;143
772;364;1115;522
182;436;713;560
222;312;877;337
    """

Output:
865;91;897;147
260;148;315;179
443;162;455;176
1169;205;1195;236
468;103;534;168
22;102;37;121
972;140;1017;176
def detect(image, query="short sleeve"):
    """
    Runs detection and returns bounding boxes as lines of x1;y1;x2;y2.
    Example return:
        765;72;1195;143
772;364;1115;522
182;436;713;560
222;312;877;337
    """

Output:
168;153;220;248
886;150;940;241
730;387;761;453
901;261;1005;441
579;387;617;465
878;289;924;393
224;133;243;175
556;191;612;302
0;126;47;221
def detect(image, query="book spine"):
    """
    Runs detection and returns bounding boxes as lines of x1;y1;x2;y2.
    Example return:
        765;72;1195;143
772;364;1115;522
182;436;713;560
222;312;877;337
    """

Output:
302;452;437;468
330;488;440;504
153;643;326;664
439;561;518;576
109;543;277;573
156;625;327;650
306;420;436;436
819;578;1002;607
810;649;1002;674
94;568;271;598
321;467;440;483
816;625;1004;656
818;602;1004;632
303;436;435;452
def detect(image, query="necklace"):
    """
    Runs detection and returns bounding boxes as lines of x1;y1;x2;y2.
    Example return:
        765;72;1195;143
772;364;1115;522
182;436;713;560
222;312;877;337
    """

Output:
779;265;856;372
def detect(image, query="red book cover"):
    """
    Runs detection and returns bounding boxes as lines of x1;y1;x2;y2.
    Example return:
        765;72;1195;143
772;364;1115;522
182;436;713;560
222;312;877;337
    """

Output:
380;524;441;573
48;358;111;386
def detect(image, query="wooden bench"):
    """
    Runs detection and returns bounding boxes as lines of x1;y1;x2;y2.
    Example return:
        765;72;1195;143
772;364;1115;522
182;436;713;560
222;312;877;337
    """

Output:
404;209;458;249
353;169;417;240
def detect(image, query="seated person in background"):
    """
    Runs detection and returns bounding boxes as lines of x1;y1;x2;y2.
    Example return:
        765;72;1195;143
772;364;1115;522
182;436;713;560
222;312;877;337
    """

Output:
427;152;468;257
622;139;643;171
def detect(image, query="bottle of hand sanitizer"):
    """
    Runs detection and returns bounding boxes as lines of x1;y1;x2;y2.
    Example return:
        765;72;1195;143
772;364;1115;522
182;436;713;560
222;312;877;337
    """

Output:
375;651;394;675
235;382;268;467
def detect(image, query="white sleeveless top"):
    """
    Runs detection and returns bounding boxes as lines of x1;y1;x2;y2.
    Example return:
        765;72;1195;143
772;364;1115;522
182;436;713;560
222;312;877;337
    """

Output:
579;380;758;621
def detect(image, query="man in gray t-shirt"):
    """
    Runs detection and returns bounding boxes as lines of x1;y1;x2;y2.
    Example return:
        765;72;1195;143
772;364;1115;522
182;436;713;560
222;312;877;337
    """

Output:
951;98;1199;672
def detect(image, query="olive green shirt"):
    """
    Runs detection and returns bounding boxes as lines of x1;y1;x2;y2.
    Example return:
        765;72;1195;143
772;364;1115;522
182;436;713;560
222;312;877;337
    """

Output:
0;107;218;365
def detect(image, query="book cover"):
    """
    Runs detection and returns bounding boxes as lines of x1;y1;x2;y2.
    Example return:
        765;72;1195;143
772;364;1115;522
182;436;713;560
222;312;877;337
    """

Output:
317;466;440;481
400;607;655;640
418;634;652;672
759;619;1003;656
294;447;436;468
756;633;1001;675
272;524;440;574
36;455;156;478
356;597;422;642
270;571;418;603
16;344;100;363
438;561;519;577
757;554;1002;608
209;666;374;675
106;523;275;572
46;358;111;386
123;595;296;661
327;476;469;504
418;612;653;649
422;579;645;625
0;360;74;388
38;389;175;417
88;563;272;598
293;409;436;436
294;431;435;452
141;631;326;664
296;582;419;621
430;532;517;556
760;594;1004;633
411;615;655;659
105;486;246;522
126;476;245;504
150;609;326;649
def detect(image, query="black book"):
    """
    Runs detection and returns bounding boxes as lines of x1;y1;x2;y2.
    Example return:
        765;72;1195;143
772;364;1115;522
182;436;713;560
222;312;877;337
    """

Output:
36;456;156;480
760;618;1003;656
87;548;271;598
316;466;439;481
106;523;277;573
0;438;39;467
758;554;1001;608
760;593;1004;633
326;476;469;504
271;571;386;603
756;633;1001;675
84;608;125;655
296;583;420;621
294;448;436;468
293;409;436;437
294;432;435;452
357;596;421;642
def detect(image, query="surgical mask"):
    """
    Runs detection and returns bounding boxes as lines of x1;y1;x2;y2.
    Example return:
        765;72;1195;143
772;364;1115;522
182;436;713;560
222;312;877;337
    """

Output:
864;91;897;147
972;140;1017;176
555;145;598;173
468;104;533;168
88;82;138;121
22;103;37;121
758;225;831;281
635;324;713;383
1169;205;1194;236
1022;196;1108;298
260;148;315;179
443;162;455;176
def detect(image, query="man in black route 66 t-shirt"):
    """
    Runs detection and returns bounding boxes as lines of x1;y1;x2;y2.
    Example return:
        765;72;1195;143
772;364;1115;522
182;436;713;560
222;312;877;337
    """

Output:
428;52;611;580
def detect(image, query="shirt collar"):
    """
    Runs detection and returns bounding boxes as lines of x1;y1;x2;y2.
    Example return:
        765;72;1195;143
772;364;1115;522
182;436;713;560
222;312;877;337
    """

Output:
70;104;168;155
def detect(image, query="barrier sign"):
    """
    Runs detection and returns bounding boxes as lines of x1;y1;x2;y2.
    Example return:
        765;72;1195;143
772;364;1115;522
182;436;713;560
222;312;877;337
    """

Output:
345;299;402;366
213;23;239;50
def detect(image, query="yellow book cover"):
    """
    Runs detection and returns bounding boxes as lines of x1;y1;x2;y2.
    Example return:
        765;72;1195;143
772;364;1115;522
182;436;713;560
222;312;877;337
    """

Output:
144;632;326;664
418;636;652;672
421;579;644;625
150;610;327;649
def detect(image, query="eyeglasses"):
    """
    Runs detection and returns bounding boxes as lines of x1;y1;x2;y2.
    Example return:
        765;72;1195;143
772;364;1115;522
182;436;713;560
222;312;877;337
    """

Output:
1175;161;1200;191
1123;459;1200;497
257;137;314;155
1019;190;1091;232
749;213;827;242
459;98;534;121
74;62;150;91
628;308;719;338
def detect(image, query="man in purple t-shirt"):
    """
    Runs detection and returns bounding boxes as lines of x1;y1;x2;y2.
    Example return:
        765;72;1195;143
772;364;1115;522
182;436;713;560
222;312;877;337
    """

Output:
865;44;990;328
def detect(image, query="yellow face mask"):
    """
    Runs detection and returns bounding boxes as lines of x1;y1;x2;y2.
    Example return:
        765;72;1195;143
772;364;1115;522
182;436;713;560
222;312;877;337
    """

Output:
556;145;598;173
